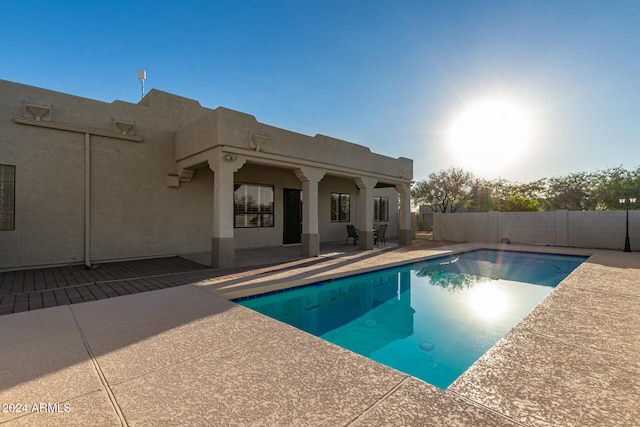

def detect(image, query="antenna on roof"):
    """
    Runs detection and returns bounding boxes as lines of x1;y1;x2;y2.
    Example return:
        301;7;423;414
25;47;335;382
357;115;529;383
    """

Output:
137;70;146;99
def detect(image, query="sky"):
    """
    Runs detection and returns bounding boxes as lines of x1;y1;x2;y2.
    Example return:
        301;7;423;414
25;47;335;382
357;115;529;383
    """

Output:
2;0;640;183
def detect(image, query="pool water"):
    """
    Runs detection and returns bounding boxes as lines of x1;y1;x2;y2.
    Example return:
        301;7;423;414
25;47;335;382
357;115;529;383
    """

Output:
236;249;586;389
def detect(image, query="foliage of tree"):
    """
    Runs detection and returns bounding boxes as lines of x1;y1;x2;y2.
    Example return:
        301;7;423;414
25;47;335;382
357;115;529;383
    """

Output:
467;178;497;212
466;178;544;212
589;166;640;210
545;171;595;210
411;167;475;212
413;165;640;212
501;196;540;212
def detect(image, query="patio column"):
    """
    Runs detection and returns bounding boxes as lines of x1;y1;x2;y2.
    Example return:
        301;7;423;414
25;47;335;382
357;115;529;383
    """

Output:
355;177;378;250
208;148;245;268
295;167;325;257
396;183;412;246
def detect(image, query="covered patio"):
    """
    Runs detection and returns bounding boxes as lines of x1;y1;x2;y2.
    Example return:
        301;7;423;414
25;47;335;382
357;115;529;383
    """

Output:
172;106;412;269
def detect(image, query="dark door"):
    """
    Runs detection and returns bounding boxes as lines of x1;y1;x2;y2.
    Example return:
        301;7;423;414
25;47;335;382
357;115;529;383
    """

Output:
283;188;302;244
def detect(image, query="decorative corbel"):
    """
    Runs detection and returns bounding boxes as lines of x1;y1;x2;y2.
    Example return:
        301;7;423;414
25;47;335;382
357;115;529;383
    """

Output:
166;168;195;188
179;168;195;182
115;119;135;135
25;103;51;121
166;174;180;188
250;134;268;152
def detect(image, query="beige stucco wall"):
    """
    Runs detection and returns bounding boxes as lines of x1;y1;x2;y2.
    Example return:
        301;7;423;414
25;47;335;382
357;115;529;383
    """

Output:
231;165;400;248
90;143;215;261
317;175;357;243
372;187;400;240
1;125;86;267
175;107;412;179
232;163;300;249
1;80;412;270
0;81;213;269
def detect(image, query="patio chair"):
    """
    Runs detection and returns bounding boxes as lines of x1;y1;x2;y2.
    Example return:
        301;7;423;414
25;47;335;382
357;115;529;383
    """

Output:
345;224;359;245
374;224;387;246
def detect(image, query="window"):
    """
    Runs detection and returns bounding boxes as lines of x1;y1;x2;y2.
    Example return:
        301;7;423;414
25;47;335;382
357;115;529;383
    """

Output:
0;165;15;231
234;183;274;228
331;193;350;222
374;196;389;222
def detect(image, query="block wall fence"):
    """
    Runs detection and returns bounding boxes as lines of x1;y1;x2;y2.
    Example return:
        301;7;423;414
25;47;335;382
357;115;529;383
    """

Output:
432;210;640;251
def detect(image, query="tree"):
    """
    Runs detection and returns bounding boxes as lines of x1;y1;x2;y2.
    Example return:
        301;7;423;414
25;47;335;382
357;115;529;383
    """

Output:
413;165;640;213
411;167;475;212
545;171;596;210
467;178;496;212
590;166;640;210
467;178;544;212
501;179;546;212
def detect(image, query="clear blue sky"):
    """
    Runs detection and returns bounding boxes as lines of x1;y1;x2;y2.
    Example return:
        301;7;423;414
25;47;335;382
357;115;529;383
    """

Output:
2;0;639;183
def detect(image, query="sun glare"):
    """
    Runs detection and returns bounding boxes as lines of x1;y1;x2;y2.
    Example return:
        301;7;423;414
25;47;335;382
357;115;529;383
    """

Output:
446;97;534;174
467;281;510;320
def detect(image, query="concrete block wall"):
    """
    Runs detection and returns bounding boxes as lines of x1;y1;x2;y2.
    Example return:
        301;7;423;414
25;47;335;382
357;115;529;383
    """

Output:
568;210;633;250
434;210;640;251
498;212;556;244
441;213;490;242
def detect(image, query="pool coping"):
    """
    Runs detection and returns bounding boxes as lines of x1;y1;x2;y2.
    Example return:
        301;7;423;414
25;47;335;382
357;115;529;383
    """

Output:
214;242;595;300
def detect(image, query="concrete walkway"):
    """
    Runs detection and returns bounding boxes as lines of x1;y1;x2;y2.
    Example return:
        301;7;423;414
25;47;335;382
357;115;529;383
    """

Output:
1;241;639;426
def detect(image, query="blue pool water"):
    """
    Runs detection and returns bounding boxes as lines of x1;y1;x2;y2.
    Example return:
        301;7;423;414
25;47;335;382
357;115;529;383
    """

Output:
236;249;586;389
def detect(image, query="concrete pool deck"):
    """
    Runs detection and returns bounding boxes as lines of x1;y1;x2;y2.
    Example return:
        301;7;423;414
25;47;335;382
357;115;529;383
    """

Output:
1;241;639;426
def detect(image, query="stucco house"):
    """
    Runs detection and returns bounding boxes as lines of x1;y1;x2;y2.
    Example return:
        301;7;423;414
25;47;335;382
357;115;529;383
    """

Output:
0;79;413;271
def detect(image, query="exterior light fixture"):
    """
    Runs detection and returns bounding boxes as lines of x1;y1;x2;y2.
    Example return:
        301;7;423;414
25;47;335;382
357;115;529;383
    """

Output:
619;197;636;252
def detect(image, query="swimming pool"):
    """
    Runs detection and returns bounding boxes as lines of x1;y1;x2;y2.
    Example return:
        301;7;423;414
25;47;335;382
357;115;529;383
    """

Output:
236;249;587;389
